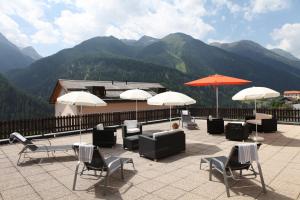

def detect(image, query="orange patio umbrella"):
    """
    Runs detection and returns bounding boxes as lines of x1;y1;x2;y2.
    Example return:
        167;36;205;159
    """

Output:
185;74;251;117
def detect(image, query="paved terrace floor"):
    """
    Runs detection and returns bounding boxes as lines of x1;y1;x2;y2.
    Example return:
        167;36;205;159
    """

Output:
0;119;300;200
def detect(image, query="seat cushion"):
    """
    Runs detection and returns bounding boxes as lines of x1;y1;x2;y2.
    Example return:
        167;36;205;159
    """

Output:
124;120;138;128
125;135;139;141
152;130;181;139
182;110;189;115
246;119;262;125
96;124;104;130
256;113;272;120
127;128;140;134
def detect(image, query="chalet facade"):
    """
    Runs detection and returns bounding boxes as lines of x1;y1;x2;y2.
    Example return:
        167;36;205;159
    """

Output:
283;91;300;100
49;79;167;116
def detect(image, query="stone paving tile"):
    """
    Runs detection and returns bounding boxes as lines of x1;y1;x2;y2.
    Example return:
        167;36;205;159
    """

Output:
177;192;207;200
12;193;42;200
171;174;207;192
137;169;162;179
153;173;182;184
116;186;147;200
31;179;62;192
37;185;73;200
152;185;186;200
0;177;28;192
136;179;167;193
25;172;53;184
0;120;300;199
137;193;163;200
1;185;36;200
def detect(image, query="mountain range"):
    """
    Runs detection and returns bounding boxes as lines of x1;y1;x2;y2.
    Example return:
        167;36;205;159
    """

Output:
1;32;300;120
0;33;42;72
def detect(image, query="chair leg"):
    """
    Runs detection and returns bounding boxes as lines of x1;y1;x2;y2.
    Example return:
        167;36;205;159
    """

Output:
80;165;86;175
17;153;22;166
121;165;124;180
257;162;267;193
209;160;213;181
72;162;80;190
223;171;230;197
200;159;203;169
104;172;109;188
131;161;135;170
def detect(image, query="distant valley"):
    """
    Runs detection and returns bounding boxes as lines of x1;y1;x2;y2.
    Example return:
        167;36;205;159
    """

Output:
1;32;300;120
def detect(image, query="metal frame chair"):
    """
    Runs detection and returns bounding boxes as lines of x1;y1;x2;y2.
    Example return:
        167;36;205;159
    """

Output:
73;147;135;191
9;132;75;165
180;110;198;129
200;144;266;197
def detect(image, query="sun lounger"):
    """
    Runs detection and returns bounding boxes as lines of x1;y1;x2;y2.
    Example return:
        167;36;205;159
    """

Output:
73;146;134;192
9;132;75;165
200;143;266;197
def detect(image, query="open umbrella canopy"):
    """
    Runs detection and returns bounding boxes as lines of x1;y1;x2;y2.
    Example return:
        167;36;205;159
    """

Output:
120;89;152;121
185;74;251;118
120;89;152;100
148;91;196;129
147;91;196;106
57;91;107;106
185;74;251;86
232;87;280;101
57;91;107;144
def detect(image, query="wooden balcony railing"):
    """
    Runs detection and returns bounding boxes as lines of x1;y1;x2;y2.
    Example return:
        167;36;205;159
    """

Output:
1;107;300;140
0;108;180;140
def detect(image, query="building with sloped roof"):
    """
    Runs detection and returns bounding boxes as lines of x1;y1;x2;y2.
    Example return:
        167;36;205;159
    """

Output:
50;79;166;116
283;91;300;100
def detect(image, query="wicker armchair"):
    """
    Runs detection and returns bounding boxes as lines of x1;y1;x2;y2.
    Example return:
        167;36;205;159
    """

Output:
93;125;116;148
225;122;250;141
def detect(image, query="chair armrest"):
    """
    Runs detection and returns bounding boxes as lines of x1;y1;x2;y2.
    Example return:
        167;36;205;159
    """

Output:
138;135;156;157
138;123;143;132
107;158;122;174
211;158;225;170
122;125;127;138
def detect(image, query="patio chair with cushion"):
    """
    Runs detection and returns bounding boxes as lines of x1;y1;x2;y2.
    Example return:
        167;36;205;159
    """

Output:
200;143;266;197
93;124;117;148
180;110;199;129
122;120;142;150
73;145;135;192
9;132;75;165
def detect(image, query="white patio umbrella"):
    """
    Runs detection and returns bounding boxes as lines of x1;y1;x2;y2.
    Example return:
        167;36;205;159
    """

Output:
232;87;280;141
147;91;196;129
57;91;107;143
120;89;152;120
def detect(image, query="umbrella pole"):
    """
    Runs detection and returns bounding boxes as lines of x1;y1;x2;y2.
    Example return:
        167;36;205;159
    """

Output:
136;100;138;121
216;86;219;118
170;105;172;130
80;105;82;143
255;99;258;139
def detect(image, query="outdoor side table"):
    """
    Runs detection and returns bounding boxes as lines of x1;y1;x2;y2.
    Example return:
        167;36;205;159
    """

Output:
207;118;224;134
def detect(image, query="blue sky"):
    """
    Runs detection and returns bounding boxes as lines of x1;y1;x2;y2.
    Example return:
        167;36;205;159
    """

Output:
0;0;299;58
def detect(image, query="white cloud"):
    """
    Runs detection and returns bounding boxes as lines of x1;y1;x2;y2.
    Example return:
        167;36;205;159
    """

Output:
207;38;231;44
0;0;60;45
212;0;242;13
268;23;300;58
245;0;290;20
54;0;214;44
0;13;30;47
